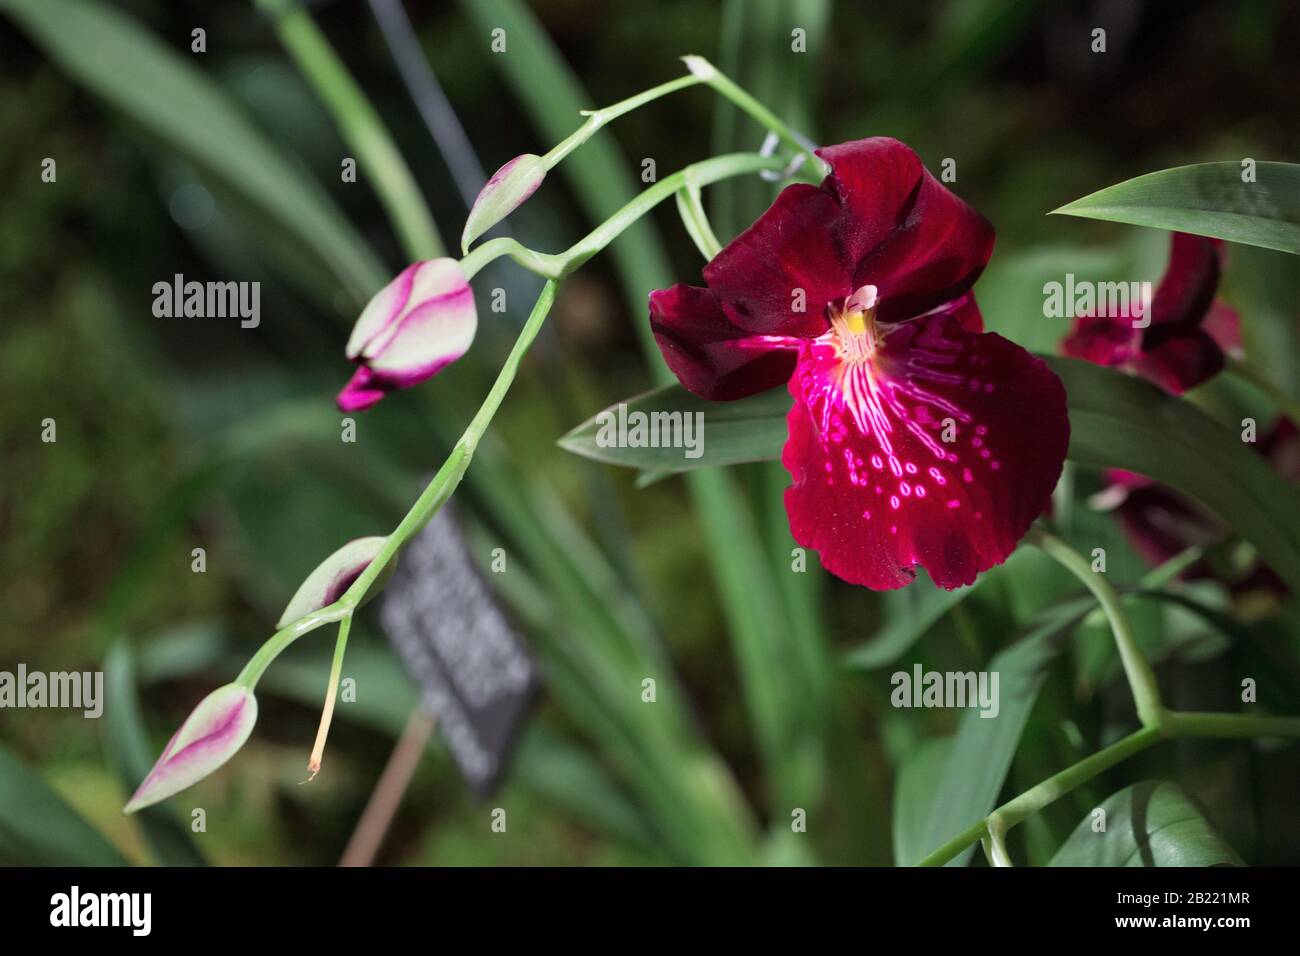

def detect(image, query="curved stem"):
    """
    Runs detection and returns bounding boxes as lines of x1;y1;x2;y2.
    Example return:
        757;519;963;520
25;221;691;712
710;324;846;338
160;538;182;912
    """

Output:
461;238;562;281
675;183;723;260
918;727;1162;867
544;75;702;168
555;153;785;274
460;152;786;280
982;814;1013;867
235;599;351;689
683;56;825;175
1028;525;1164;727
236;282;559;687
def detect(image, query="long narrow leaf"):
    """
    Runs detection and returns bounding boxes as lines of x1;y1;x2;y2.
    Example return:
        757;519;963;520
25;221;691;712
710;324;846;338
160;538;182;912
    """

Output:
1051;161;1300;255
0;0;385;300
0;744;129;866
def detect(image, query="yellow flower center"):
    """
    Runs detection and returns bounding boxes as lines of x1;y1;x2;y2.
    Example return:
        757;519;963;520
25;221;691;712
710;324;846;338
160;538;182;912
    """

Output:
831;284;880;364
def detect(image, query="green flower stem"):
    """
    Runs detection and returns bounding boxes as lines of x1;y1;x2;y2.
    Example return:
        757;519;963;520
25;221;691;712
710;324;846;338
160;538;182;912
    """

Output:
538;59;817;179
1078;545;1202;631
235;599;352;689
235;151;782;692
342;279;559;600
920;528;1300;866
675;182;723;259
682;56;826;175
236;282;558;687
307;613;352;777
1027;525;1164;727
981;814;1013;867
1165;711;1300;739
542;75;703;168
919;712;1300;867
918;726;1161;867
1227;357;1300;428
253;0;443;260
460;152;787;280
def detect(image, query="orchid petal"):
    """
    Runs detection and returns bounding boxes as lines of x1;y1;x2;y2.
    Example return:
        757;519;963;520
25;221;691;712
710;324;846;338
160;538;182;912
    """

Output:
649;284;798;400
703;183;848;337
817;138;995;323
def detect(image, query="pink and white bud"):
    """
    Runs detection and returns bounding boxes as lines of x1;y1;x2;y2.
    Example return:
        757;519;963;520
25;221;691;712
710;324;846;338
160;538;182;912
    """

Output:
460;154;547;253
123;684;257;814
337;259;477;412
276;535;390;628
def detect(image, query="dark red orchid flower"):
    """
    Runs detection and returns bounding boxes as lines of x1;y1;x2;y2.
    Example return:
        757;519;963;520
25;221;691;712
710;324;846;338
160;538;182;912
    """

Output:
1061;232;1241;395
1098;418;1299;596
650;138;1069;591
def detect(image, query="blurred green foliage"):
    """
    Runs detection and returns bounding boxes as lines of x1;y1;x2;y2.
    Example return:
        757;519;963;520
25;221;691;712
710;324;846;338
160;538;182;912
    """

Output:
1;0;1298;866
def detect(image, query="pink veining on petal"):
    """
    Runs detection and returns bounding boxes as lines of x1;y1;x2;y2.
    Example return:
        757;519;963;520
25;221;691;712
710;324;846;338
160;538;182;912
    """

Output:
346;261;421;359
783;308;1068;590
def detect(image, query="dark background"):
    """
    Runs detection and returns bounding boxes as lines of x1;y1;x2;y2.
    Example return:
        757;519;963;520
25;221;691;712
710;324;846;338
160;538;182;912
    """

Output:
2;0;1298;866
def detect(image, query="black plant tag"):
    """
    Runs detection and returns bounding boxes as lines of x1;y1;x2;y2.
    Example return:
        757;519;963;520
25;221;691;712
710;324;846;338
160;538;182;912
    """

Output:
379;506;537;797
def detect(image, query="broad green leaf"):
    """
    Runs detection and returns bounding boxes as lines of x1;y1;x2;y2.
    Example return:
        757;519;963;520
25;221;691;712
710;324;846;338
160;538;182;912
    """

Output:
910;597;1092;866
103;646;207;866
1049;781;1243;866
1050;355;1300;594
1051;162;1300;255
892;736;955;867
0;0;384;301
558;384;787;471
0;744;129;866
559;358;1300;595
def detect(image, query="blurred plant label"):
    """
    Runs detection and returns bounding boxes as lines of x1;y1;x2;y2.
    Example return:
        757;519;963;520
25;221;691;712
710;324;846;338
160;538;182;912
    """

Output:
379;507;537;796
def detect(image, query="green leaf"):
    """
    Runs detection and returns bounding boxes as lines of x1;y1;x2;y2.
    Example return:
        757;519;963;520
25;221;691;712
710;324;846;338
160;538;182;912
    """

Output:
909;597;1091;866
103;646;207;866
559;358;1300;595
0;0;385;301
1049;781;1243;866
892;736;955;867
0;744;129;866
510;727;659;851
1051;162;1300;255
1049;355;1300;594
558;384;788;471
